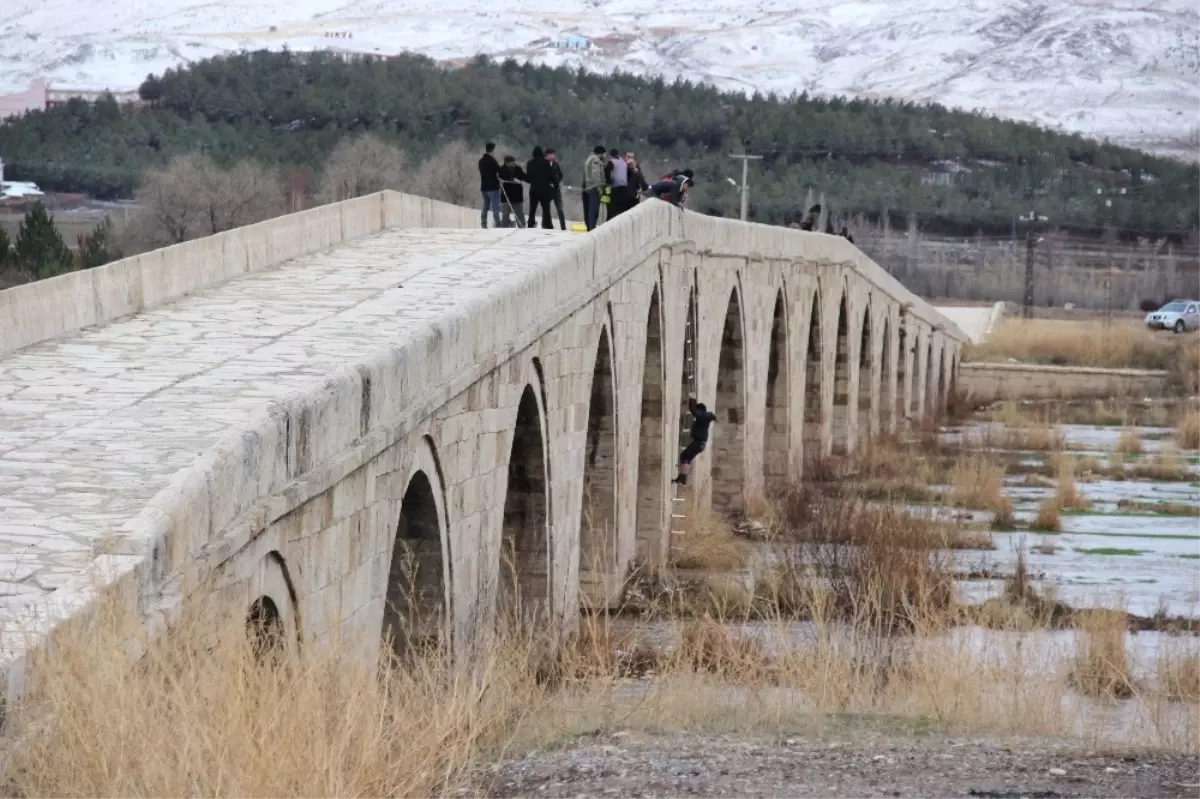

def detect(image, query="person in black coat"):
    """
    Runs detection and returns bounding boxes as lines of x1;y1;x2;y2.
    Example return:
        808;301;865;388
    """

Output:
525;146;555;229
498;155;528;228
478;141;501;228
624;152;649;210
672;397;717;486
546;148;567;230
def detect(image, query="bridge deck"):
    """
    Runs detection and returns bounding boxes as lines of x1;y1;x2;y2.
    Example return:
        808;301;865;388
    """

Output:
0;227;567;617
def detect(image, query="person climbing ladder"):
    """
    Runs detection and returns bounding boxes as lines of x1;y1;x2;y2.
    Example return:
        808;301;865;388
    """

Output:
672;396;717;486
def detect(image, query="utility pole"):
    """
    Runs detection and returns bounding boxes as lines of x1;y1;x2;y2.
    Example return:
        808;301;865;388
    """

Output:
1019;210;1048;319
728;152;763;221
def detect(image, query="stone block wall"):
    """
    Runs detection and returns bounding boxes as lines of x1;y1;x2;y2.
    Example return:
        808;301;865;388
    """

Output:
0;191;969;704
958;362;1170;404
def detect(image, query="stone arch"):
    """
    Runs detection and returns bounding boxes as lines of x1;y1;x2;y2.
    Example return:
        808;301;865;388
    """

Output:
580;325;618;584
832;292;851;455
383;468;446;656
896;314;909;424
857;302;873;447
500;384;551;621
762;288;789;490
802;289;822;465
635;287;666;563
936;346;947;417
948;352;959;408
925;338;936;418
712;285;746;515
880;314;895;434
246;550;300;657
246;596;284;661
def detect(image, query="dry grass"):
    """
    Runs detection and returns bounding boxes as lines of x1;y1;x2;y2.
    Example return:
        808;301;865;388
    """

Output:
1156;643;1200;703
990;496;1017;531
1032;539;1058;556
966;319;1178;371
1177;410;1200;451
1070;609;1135;700
6;532;1198;796
1116;428;1143;455
1107;450;1128;480
4;598;538;797
1053;454;1089;511
773;485;956;633
949;454;1007;510
1011;423;1067;452
672;508;752;572
1032;496;1063;532
1128;447;1193;482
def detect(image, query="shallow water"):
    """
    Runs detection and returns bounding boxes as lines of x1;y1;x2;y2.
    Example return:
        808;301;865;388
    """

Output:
939;422;1200;618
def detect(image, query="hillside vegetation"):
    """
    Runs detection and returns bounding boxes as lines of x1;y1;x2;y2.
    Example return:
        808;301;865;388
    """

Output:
0;51;1196;236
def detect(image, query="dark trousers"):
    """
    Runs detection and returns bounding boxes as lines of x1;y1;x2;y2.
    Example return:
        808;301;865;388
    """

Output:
582;188;601;230
550;186;567;230
608;186;630;219
528;194;553;229
679;439;707;466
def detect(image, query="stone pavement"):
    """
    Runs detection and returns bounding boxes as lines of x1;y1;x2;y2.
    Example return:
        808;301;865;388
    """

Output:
0;227;567;637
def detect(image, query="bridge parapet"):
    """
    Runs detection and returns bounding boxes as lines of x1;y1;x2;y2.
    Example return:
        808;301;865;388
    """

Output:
0;192;966;707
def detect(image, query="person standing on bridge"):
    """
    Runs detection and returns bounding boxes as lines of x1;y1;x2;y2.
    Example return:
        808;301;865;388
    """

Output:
545;148;567;230
525;146;556;230
581;146;608;231
478;142;501;229
672;396;717;486
498;155;528;228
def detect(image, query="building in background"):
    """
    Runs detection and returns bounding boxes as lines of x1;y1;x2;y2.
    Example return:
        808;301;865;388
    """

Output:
0;78;141;120
0;79;48;120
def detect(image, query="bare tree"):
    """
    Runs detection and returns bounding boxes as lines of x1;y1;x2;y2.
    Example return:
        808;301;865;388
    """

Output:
129;154;284;250
317;134;408;203
133;153;211;246
410;139;492;208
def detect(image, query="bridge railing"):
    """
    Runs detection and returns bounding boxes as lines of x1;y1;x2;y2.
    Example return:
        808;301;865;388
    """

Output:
0;192;477;356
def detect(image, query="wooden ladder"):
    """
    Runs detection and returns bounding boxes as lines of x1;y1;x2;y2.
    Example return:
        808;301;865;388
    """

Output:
670;299;698;555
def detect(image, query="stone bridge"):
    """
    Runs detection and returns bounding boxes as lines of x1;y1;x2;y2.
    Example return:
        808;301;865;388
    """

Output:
0;192;965;695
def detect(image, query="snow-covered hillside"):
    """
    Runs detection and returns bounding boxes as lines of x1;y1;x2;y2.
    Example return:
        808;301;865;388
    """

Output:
1;0;1196;157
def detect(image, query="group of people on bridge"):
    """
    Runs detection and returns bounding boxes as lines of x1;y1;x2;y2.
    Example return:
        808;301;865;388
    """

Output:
478;142;695;231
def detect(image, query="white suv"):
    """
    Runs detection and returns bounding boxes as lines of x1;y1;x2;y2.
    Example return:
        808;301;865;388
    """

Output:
1145;300;1200;333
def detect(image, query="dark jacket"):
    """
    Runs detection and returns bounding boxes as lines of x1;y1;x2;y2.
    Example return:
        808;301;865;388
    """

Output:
549;161;564;190
687;397;717;443
525;147;555;200
629;166;649;194
478;153;500;192
498;163;527;204
649;178;685;206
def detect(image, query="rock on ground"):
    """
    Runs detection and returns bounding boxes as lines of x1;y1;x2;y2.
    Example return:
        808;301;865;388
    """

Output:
482;731;1199;798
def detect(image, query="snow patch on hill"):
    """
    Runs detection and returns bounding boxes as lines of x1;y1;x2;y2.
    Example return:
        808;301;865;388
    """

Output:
0;0;1196;157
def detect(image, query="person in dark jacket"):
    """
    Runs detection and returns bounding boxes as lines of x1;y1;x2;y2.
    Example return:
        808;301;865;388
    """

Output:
625;152;649;209
525;146;555;229
545;148;567;230
799;203;821;231
672;397;717;486
648;173;693;207
498;155;528;228
478;141;501;228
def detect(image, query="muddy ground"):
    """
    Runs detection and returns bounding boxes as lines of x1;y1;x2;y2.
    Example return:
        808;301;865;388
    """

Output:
481;729;1199;798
